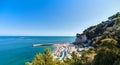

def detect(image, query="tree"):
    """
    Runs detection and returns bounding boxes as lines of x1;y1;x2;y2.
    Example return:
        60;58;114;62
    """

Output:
93;38;120;65
43;48;54;65
113;59;120;65
100;38;118;47
115;16;120;25
26;48;66;65
25;62;31;65
64;51;83;65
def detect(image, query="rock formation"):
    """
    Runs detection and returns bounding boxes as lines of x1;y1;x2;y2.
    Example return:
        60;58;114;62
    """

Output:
73;33;91;47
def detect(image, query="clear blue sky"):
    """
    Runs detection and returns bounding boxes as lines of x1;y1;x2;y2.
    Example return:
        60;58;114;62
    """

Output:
0;0;120;36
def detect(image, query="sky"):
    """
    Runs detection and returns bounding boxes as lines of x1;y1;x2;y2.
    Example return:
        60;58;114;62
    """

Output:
0;0;120;36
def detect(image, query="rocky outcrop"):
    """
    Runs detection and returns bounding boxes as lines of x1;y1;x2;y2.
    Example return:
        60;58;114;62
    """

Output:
75;33;87;43
73;33;91;47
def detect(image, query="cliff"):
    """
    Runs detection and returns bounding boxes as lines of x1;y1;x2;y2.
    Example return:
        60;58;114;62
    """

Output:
73;12;120;47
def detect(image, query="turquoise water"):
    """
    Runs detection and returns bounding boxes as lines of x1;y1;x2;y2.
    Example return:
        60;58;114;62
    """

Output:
0;36;75;65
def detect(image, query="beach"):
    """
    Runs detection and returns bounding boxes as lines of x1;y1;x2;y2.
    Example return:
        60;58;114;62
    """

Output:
52;42;94;61
52;43;81;60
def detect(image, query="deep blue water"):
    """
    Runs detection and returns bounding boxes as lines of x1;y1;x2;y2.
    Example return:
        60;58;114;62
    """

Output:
0;36;75;65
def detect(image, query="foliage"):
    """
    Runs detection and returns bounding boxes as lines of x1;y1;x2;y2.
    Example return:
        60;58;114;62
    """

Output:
115;16;120;25
26;48;67;65
100;38;118;47
64;51;83;65
108;12;120;20
113;59;120;65
93;38;120;65
25;62;31;65
82;12;120;46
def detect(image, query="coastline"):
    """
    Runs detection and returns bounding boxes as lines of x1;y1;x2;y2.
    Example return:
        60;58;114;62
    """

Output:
52;42;79;60
32;42;74;60
32;41;93;61
52;42;94;61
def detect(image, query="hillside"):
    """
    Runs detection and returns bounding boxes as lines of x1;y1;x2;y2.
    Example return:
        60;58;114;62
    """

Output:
74;12;120;47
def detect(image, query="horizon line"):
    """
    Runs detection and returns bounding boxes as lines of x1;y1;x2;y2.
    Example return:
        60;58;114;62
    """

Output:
0;35;75;37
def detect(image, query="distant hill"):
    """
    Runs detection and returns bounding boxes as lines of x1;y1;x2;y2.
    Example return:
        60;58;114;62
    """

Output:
74;12;120;47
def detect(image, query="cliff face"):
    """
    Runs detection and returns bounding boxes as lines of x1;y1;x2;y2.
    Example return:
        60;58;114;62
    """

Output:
75;33;87;43
73;12;120;47
73;33;91;47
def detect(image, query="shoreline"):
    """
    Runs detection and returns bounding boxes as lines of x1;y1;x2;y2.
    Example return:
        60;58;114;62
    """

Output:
52;42;78;60
52;42;93;60
32;42;93;61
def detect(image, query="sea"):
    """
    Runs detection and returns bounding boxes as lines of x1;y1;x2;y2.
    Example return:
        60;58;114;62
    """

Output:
0;36;75;65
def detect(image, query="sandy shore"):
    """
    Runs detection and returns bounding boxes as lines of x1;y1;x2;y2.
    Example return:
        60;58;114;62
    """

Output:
52;42;81;60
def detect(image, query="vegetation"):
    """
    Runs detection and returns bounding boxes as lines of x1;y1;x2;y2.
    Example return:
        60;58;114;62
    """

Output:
64;51;83;65
83;12;120;47
115;16;120;25
25;48;67;65
26;38;120;65
93;38;120;65
108;12;120;20
26;48;95;65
